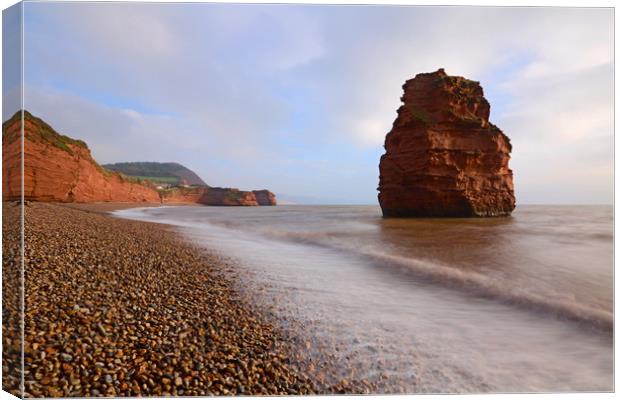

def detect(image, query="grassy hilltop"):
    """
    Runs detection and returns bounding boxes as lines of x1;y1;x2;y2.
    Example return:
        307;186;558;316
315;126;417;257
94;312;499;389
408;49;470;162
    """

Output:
102;162;208;186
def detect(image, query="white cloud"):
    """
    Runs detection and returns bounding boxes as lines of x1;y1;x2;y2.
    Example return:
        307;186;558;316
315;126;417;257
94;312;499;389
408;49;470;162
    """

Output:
27;2;179;62
501;66;613;204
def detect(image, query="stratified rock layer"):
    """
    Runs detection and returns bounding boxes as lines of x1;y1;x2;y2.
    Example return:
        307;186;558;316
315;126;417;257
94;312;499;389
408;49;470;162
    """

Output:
378;69;515;217
252;190;277;206
159;188;277;206
160;187;262;206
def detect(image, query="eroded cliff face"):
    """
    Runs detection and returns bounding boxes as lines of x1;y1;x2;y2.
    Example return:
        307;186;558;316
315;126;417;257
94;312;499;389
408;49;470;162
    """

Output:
378;69;515;217
252;190;277;206
160;187;261;206
201;188;259;206
159;187;205;204
2;112;161;203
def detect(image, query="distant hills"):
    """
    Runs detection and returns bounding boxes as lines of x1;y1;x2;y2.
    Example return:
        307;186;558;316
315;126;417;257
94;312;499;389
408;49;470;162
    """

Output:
102;162;208;187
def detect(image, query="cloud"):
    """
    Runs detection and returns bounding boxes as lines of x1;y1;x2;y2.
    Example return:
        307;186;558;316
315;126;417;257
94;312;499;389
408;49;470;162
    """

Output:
499;62;613;204
3;4;22;120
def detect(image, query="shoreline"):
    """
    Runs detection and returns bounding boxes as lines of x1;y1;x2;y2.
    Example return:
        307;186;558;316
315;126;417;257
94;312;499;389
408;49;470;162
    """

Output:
49;201;200;214
9;201;334;397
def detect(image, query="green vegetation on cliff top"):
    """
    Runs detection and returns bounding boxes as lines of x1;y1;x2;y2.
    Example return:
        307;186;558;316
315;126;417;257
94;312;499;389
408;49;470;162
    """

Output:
2;110;88;155
2;111;208;189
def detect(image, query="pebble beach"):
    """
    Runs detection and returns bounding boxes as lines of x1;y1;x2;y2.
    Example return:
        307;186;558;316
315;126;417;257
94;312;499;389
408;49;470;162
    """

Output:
2;202;372;397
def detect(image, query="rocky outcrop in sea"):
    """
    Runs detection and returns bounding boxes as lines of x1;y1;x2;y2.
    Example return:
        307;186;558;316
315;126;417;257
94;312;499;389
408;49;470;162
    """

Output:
252;190;277;206
378;69;515;217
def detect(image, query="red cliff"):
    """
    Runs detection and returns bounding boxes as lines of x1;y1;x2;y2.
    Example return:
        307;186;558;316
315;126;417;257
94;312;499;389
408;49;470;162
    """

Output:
3;112;160;203
200;188;259;206
2;111;278;206
160;187;260;206
378;69;515;217
252;190;277;206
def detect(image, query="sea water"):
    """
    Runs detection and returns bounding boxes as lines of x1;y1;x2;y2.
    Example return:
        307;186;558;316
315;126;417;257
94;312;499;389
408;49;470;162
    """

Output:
114;205;613;393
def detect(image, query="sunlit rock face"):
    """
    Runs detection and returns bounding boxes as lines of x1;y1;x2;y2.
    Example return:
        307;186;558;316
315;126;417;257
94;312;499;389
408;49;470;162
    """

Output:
3;111;160;203
378;69;515;217
252;190;277;206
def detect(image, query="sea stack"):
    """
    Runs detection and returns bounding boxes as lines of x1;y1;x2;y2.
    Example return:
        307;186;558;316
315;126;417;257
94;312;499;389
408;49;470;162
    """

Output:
252;190;277;206
378;69;515;217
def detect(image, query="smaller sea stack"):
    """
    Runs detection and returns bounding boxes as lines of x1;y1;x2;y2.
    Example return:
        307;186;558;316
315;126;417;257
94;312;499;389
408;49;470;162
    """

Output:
378;69;515;217
252;190;277;206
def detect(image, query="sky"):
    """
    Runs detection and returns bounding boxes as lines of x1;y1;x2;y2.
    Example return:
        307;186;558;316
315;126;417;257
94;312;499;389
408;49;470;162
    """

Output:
3;3;614;204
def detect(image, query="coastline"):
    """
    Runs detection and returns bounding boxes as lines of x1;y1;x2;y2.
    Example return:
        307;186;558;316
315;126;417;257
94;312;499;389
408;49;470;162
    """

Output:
8;201;338;397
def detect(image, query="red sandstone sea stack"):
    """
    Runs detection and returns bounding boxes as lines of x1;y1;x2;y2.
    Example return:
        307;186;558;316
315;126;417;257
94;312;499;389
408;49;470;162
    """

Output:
378;69;515;217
